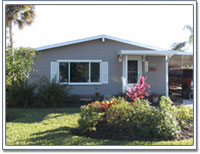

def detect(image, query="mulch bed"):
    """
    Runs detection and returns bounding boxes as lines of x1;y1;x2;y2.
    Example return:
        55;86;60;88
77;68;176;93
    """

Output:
178;126;194;140
71;123;194;141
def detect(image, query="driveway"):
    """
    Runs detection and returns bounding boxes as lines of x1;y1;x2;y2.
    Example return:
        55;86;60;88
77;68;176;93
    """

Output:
182;99;193;108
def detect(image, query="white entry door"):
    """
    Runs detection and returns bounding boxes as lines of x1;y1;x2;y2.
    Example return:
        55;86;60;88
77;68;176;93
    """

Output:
127;56;142;89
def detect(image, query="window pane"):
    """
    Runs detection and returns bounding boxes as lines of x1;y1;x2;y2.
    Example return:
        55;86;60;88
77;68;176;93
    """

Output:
128;60;137;72
70;63;89;82
128;60;138;83
91;63;100;82
128;72;137;83
59;62;68;82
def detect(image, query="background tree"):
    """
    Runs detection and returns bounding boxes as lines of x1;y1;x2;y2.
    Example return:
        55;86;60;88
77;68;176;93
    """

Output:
6;47;37;86
6;5;35;53
171;25;193;51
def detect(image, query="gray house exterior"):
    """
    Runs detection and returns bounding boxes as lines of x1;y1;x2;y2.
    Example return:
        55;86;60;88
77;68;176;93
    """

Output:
30;35;190;97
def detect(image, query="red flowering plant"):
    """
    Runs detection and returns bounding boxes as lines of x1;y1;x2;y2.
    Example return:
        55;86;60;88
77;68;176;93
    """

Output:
88;99;118;112
125;76;151;101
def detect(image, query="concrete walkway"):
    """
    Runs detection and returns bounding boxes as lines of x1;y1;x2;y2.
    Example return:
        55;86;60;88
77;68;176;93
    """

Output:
181;99;193;108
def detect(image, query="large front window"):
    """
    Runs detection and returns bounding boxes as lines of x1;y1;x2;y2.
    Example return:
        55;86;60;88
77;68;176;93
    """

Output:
59;62;100;83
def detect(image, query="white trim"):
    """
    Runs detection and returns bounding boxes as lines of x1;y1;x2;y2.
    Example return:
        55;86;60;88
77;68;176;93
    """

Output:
100;62;109;84
50;62;59;83
122;55;128;92
57;59;102;62
174;51;193;56
118;50;193;56
58;60;101;85
60;82;102;86
165;55;169;97
127;56;142;86
68;62;70;82
89;62;91;82
36;35;165;51
122;55;143;92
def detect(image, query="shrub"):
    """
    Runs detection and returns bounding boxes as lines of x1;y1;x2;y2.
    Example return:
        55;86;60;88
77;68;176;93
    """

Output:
125;76;150;101
78;97;121;133
78;105;105;133
155;96;181;139
78;96;182;140
6;81;36;108
105;99;153;139
106;97;181;140
35;76;70;108
176;105;193;128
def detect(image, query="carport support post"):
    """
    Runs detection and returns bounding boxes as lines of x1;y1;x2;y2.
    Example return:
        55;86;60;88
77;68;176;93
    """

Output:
122;55;128;92
165;55;169;97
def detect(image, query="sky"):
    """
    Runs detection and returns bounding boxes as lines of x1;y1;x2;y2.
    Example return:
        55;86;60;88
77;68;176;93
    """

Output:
12;5;193;51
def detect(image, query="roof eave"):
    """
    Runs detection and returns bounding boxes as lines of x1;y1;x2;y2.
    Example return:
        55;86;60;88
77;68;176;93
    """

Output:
118;50;193;56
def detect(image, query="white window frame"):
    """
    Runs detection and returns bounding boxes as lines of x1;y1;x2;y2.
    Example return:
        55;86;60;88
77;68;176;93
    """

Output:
57;60;102;85
126;56;142;90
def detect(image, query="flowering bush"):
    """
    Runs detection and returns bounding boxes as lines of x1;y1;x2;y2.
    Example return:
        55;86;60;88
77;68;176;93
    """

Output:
88;97;122;112
78;96;182;140
78;97;124;133
125;76;151;101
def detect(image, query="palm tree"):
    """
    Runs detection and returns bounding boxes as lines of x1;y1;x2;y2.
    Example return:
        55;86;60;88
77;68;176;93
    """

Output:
171;25;193;51
170;25;193;69
6;5;35;54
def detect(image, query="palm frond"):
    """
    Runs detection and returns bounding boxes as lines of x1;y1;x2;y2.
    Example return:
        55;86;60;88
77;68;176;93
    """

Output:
171;42;187;51
6;5;35;29
16;19;24;29
184;25;193;33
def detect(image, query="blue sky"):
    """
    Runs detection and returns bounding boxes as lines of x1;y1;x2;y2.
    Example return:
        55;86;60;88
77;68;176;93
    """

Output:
12;5;193;51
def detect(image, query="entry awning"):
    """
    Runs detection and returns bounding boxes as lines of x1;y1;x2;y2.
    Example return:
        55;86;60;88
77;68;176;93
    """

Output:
118;50;193;56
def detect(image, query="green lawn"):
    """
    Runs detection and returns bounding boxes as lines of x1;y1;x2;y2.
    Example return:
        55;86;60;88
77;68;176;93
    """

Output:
6;108;193;146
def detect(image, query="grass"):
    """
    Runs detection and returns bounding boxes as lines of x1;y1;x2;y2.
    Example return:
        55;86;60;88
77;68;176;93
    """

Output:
6;108;193;146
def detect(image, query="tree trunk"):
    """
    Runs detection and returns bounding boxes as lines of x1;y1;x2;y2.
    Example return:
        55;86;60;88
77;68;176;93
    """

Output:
9;20;13;56
8;19;15;84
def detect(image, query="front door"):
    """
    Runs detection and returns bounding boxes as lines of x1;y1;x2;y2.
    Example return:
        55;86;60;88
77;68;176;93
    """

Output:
127;56;142;89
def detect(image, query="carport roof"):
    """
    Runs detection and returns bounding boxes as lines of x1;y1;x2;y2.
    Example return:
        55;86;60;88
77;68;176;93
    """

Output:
118;50;193;56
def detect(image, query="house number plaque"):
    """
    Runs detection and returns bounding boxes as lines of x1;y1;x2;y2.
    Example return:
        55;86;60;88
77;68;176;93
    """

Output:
149;67;156;71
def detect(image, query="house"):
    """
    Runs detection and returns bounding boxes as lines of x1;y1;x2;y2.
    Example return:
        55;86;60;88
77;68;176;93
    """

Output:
30;35;192;98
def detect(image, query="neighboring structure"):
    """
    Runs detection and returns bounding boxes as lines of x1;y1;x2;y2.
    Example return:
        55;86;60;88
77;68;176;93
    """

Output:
169;54;193;70
30;35;193;97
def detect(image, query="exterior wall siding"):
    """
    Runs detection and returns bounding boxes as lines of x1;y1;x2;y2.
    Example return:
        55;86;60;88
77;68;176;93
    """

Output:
145;56;166;95
30;39;166;96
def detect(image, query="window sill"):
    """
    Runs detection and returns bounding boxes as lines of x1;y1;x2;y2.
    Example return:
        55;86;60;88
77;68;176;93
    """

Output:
59;82;102;85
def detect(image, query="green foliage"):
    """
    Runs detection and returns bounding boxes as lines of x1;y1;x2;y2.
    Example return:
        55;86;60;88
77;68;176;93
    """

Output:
78;104;104;133
154;97;181;139
6;108;193;146
6;81;36;108
6;5;35;49
78;96;183;140
35;76;71;108
176;105;193;128
6;47;37;86
171;25;193;51
6;5;35;29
